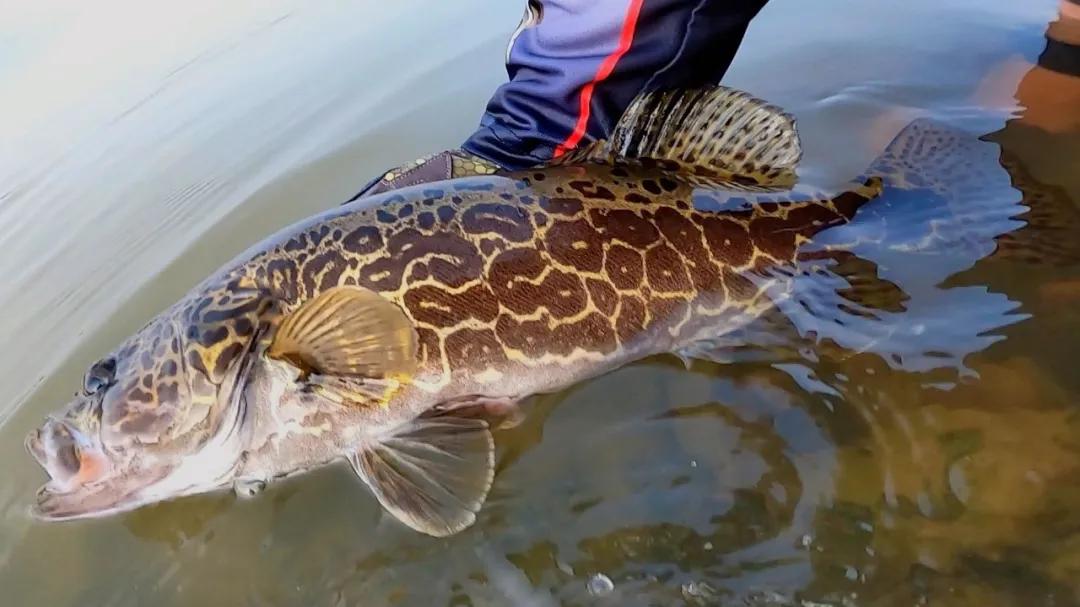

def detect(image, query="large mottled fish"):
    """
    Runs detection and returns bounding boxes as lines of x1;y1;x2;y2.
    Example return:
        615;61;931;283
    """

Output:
24;86;1012;536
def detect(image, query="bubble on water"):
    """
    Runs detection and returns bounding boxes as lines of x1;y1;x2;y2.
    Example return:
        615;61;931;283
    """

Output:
916;491;934;517
586;573;614;597
703;541;713;551
844;566;859;581
747;589;791;605
769;481;787;504
682;580;719;602
948;462;970;504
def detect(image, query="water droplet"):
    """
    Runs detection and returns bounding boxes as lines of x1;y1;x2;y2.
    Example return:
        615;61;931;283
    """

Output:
587;573;614;597
845;566;859;581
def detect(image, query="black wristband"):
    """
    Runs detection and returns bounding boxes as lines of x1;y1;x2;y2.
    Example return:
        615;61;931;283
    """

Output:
1038;36;1080;77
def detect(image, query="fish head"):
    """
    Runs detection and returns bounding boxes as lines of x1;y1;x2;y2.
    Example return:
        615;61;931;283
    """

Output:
27;286;266;520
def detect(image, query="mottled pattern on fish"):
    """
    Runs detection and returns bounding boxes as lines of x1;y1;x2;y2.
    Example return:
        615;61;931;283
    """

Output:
93;168;880;448
237;174;873;383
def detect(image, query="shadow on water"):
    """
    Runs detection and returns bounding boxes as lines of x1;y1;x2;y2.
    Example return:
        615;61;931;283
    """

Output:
1;2;1079;607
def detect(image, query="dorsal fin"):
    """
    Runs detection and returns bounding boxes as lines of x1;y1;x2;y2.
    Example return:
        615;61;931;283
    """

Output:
558;86;802;191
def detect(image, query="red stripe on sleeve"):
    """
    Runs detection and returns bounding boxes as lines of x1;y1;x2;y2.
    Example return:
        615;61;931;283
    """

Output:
553;0;646;157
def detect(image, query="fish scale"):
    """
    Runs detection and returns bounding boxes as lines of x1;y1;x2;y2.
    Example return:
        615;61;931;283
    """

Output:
230;166;878;400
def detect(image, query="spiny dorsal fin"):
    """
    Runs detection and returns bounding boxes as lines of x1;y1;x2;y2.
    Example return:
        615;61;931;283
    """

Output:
559;86;802;191
268;286;417;380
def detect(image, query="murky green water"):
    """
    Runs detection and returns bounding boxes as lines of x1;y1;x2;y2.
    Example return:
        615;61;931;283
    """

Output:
1;0;1078;605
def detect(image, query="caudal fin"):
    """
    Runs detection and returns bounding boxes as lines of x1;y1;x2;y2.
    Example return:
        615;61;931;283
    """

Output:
813;119;1025;283
760;119;1029;376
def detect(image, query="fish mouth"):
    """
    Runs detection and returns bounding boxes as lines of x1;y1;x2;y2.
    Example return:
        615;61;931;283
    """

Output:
25;424;143;521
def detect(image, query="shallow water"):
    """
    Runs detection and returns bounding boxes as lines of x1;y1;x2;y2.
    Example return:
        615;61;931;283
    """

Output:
1;0;1078;605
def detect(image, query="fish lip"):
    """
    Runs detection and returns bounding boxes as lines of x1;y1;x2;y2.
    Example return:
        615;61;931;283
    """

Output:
30;484;93;521
24;427;46;468
30;481;143;522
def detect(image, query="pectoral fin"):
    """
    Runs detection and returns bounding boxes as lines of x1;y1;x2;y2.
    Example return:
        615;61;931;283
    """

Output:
350;415;495;537
268;286;417;381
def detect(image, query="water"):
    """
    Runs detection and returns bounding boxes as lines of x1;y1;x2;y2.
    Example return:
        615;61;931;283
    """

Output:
1;0;1078;605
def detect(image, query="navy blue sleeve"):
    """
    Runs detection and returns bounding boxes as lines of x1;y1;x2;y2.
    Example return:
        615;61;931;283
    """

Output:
462;0;770;170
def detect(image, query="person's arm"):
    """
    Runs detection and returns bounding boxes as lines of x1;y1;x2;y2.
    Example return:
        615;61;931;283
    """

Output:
353;0;768;199
463;0;770;170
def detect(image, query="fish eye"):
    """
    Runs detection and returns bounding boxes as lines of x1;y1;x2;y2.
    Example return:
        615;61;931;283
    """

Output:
83;357;117;395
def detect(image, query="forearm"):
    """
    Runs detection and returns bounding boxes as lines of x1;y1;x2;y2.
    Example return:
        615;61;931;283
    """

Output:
463;0;770;169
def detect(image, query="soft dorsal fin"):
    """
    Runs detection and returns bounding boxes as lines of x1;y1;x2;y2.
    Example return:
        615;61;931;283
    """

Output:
268;286;417;380
559;85;802;191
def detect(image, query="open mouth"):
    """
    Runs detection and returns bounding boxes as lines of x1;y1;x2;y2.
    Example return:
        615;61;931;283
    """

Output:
24;429;71;519
24;424;133;521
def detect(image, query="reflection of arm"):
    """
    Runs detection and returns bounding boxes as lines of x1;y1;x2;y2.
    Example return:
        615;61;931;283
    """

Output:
983;1;1080;272
1042;0;1080;79
1018;0;1080;134
462;0;770;170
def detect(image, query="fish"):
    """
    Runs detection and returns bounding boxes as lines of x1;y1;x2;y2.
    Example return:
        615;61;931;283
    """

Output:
24;85;1018;536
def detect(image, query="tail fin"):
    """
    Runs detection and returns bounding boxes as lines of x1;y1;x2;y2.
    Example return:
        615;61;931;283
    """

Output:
558;85;802;191
812;119;1025;284
759;120;1029;376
